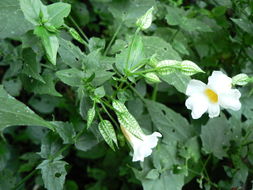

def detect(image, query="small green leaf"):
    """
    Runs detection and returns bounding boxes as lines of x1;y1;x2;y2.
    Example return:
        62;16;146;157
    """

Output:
232;73;250;86
156;60;181;75
112;100;143;138
180;60;204;76
22;48;45;83
56;68;84;87
98;120;118;150
68;28;86;45
144;72;161;84
231;18;253;34
37;159;68;190
34;26;59;65
87;107;95;128
52;122;76;144
0;85;55;131
94;86;105;98
20;0;48;25
136;6;154;30
47;2;71;28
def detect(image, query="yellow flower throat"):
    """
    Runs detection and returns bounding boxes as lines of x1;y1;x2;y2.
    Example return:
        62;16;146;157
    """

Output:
204;88;218;103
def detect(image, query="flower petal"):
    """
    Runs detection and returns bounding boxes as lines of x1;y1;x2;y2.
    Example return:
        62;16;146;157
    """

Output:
219;89;241;111
208;104;220;118
186;79;206;96
185;94;209;119
207;71;232;93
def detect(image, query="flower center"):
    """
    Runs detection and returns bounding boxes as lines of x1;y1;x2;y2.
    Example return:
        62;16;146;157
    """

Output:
204;88;218;103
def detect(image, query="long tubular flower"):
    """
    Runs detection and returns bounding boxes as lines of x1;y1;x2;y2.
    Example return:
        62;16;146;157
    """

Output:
185;71;241;119
120;125;162;162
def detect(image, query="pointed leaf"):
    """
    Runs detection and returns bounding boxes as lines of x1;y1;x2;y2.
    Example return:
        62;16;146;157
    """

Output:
34;26;59;65
98;120;118;150
0;85;55;131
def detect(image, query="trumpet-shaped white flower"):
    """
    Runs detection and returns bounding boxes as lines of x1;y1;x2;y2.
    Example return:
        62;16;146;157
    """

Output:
121;126;162;162
185;71;241;119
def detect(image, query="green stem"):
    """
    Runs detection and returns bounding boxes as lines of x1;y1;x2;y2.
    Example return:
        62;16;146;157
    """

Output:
152;84;158;101
69;15;89;42
104;22;123;56
125;28;141;74
100;101;120;129
12;169;38;190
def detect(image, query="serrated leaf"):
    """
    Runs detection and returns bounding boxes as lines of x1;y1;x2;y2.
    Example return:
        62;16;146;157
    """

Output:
112;100;143;138
20;0;48;25
47;2;71;28
0;85;55;131
37;159;68;190
52;122;76;144
22;48;45;83
87;107;95;128
98;120;118;150
34;26;59;65
0;0;33;39
200;116;231;159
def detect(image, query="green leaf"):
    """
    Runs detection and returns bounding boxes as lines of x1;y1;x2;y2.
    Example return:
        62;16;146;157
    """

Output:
38;132;62;159
47;2;71;28
21;73;62;97
200;116;231;159
232;73;250;86
112;100;143;138
58;38;85;68
22;48;45;83
231;18;253;34
98;120;118;150
146;100;194;143
0;170;17;190
108;0;155;26
28;95;59;114
94;86;105;98
37;159;68;190
53;122;76;144
19;0;48;25
116;35;144;74
160;72;190;93
142;36;181;61
87;107;96;128
34;26;59;65
3;77;22;97
0;85;55;131
136;6;154;30
0;0;33;39
56;68;84;87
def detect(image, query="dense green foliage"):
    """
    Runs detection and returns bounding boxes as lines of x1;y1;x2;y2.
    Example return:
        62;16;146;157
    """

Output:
1;0;253;189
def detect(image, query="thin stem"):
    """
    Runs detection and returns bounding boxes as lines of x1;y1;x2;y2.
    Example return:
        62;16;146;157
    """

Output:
152;84;158;101
100;101;120;129
104;22;123;56
125;28;141;74
69;15;89;42
128;84;145;102
12;169;38;190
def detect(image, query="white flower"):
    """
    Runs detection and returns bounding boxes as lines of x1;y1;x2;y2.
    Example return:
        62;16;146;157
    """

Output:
121;125;162;162
185;71;241;119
